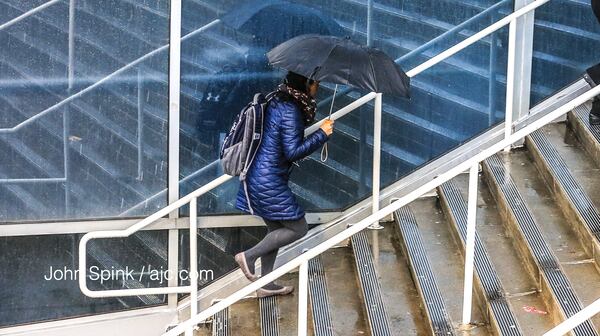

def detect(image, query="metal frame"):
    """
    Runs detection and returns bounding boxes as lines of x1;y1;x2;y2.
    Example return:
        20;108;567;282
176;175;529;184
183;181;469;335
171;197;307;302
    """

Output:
0;211;343;237
168;0;182;311
512;0;536;122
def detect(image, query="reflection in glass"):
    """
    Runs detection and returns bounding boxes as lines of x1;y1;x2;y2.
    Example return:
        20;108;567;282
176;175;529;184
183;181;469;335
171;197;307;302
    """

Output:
0;0;169;223
0;231;168;326
530;0;600;106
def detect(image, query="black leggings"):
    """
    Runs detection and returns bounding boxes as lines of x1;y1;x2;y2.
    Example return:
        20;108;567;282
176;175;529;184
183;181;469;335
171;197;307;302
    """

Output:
244;216;308;282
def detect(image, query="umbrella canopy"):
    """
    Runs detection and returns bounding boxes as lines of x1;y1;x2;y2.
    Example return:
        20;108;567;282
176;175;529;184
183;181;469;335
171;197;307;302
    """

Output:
267;35;411;98
220;0;344;47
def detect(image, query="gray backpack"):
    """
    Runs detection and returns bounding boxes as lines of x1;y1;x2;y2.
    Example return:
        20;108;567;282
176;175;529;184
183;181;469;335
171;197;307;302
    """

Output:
219;92;275;180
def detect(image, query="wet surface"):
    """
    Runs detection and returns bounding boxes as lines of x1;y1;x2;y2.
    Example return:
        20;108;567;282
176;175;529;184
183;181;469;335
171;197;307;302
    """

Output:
410;197;491;335
497;148;600;330
320;247;369;335
367;223;431;335
541;122;600;219
453;173;555;335
274;272;316;336
229;296;262;335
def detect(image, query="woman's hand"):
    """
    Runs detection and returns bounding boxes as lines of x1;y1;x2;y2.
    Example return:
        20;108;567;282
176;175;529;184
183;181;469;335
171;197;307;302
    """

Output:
320;119;335;136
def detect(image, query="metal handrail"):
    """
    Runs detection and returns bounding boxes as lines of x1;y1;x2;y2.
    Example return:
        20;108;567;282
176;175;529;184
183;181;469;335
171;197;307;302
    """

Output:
164;85;600;336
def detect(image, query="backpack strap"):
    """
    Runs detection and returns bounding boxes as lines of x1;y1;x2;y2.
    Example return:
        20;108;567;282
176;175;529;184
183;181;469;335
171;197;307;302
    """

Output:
252;92;264;105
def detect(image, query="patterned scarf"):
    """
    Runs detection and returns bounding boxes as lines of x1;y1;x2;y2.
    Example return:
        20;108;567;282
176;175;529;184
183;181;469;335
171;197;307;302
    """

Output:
277;83;317;126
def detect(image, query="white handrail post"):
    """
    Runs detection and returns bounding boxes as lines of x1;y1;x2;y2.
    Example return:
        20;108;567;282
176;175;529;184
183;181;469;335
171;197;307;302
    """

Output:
461;163;479;326
168;0;181;218
188;197;198;335
503;18;517;152
488;9;499;127
511;0;536;145
369;93;383;230
137;66;144;180
64;0;75;216
298;259;309;336
168;0;182;310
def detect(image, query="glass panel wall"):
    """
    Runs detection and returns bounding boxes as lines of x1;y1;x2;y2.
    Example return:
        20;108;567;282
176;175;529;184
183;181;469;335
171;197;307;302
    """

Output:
0;0;169;223
530;0;600;106
179;0;512;215
0;231;168;326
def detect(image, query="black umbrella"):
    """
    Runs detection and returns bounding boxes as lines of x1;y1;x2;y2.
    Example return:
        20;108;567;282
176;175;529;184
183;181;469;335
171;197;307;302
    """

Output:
267;34;411;98
220;0;345;47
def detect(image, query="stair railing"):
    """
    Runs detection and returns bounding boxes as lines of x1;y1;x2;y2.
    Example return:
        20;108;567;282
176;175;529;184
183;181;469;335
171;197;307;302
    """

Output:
163;84;599;336
76;1;600;335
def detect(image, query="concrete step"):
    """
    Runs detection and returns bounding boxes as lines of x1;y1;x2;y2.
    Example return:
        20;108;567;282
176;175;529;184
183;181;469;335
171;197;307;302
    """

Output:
320;246;370;334
483;153;600;334
393;206;456;335
398;197;491;335
438;180;522;335
227;298;262;335
568;103;600;171
526;123;600;271
441;174;556;335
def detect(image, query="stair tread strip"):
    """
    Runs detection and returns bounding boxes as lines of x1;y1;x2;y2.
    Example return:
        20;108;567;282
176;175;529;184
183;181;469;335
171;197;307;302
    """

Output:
573;104;600;144
569;104;600;170
484;154;598;335
394;206;456;336
438;182;522;335
527;129;600;241
350;230;394;336
259;296;280;336
212;307;229;336
308;256;335;336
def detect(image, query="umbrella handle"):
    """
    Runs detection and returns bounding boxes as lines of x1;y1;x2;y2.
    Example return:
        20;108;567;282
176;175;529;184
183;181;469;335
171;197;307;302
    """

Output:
328;84;338;119
320;84;337;162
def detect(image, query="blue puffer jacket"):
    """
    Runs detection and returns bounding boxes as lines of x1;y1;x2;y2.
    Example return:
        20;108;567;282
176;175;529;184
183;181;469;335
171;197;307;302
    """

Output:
235;94;329;220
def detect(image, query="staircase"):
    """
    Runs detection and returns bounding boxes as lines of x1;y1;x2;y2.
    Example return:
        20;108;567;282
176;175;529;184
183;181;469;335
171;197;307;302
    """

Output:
181;99;600;335
1;0;600;331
